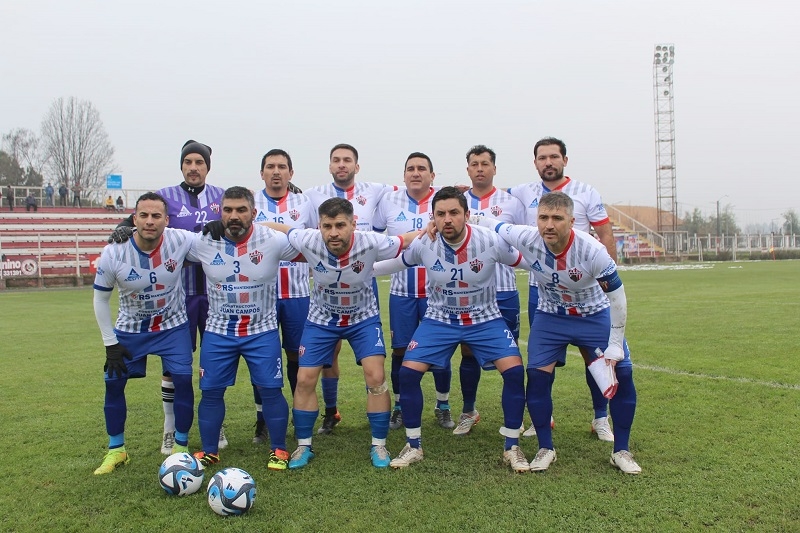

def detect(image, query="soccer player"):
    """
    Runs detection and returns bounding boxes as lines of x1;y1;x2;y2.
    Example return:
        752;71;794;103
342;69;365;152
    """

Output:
266;197;419;469
475;191;640;474
375;187;530;473
452;145;526;437
250;149;317;444
92;192;195;475
508;137;617;442
303;144;395;435
190;186;302;471
372;152;454;430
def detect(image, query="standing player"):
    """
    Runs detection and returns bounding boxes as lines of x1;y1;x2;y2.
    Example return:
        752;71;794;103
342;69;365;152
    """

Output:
250;149;317;443
508;137;617;442
372;152;454;430
451;145;526;437
304;144;395;435
92;192;195;474
475;191;640;474
267;197;419;469
190;187;301;471
375;187;530;473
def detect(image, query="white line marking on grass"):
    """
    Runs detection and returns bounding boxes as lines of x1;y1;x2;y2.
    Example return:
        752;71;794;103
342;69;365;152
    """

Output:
633;364;800;390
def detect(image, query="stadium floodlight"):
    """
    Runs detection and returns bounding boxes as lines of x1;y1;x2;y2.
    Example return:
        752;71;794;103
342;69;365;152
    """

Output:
653;43;678;251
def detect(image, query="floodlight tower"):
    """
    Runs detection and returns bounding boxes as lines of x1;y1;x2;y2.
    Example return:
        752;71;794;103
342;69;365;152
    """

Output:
653;44;678;245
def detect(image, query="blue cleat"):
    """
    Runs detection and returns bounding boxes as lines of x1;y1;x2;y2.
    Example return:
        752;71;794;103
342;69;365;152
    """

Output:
371;445;391;468
288;445;315;469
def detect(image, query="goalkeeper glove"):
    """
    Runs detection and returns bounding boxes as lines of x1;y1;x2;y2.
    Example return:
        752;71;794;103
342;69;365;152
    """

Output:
202;220;226;240
104;343;132;379
108;226;135;244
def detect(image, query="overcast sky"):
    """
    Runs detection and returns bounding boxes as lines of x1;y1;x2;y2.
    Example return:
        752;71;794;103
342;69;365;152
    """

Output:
1;0;797;228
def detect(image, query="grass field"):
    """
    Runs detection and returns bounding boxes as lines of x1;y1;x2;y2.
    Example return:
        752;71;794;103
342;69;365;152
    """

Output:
1;260;798;532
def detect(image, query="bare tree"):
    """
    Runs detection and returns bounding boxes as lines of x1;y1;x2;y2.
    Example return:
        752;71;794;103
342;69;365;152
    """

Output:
40;97;115;198
2;128;46;175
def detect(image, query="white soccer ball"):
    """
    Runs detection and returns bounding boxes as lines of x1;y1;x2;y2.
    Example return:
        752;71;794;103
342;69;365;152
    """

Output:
207;467;257;516
158;452;204;496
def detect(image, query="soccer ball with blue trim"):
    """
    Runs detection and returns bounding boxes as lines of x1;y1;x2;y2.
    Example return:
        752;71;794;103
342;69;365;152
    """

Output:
158;452;204;496
207;467;256;516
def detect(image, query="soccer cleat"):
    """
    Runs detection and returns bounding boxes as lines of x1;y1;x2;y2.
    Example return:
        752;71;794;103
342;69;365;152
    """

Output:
434;407;456;429
193;451;220;469
218;425;228;449
161;431;175;454
522;416;556;438
288;445;315;469
253;420;269;444
610;450;641;474
529;448;557;472
503;445;531;473
317;410;342;435
452;410;480;436
93;449;130;475
390;443;424;469
267;449;290;471
371;445;391;468
389;408;403;430
173;443;189;454
591;416;615;442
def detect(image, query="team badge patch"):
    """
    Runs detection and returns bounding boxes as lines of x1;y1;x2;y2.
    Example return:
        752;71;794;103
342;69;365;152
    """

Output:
210;203;220;213
568;268;583;282
165;259;178;273
250;250;263;265
355;195;367;206
490;205;502;217
289;209;300;221
470;258;483;273
352;260;365;274
407;340;418;350
298;345;306;357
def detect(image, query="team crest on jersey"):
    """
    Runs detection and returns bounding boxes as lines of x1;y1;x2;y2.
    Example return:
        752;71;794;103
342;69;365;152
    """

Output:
125;268;142;281
355;195;367;206
470;258;483;273
289;209;300;221
314;261;328;274
298;345;306;357
199;367;204;379
177;205;192;218
395;212;408;222
352;261;365;274
490;205;503;217
568;268;583;282
531;260;543;273
250;250;263;265
431;259;445;272
165;259;178;273
210;203;220;213
97;267;105;276
529;199;539;208
407;340;418;351
211;253;226;266
255;211;268;222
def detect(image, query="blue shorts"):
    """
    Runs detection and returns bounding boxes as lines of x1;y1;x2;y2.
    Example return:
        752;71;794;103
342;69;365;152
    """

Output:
277;296;309;352
404;317;521;371
113;322;193;379
497;290;520;341
198;330;283;390
299;314;386;368
527;308;632;369
389;294;427;349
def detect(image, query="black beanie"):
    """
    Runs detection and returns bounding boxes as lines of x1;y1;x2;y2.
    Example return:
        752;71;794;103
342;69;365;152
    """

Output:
180;140;212;171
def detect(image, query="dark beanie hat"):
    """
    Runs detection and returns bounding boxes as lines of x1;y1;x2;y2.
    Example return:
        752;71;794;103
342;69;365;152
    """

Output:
180;140;212;170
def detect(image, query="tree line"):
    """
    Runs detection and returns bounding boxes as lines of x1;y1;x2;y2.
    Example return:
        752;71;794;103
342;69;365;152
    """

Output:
681;206;799;236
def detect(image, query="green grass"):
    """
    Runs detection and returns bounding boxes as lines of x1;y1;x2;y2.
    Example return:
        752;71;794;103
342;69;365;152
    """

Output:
1;260;798;532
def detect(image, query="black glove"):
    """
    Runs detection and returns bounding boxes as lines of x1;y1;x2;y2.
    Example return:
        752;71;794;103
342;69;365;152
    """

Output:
104;343;132;379
203;220;226;240
287;181;303;194
108;226;135;244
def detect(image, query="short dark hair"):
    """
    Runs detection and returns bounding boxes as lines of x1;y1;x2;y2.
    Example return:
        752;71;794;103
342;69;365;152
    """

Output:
538;191;574;216
222;186;255;209
330;143;359;162
432;186;467;212
466;145;496;165
405;152;433;172
135;192;168;213
261;149;293;172
533;137;567;157
318;197;354;219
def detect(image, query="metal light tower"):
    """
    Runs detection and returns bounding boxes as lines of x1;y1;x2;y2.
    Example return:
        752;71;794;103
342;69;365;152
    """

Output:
653;44;678;244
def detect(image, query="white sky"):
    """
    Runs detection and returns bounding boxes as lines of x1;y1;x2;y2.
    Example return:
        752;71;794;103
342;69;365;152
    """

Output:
1;0;797;228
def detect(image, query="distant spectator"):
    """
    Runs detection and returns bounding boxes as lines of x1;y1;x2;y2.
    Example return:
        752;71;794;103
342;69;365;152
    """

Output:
45;183;54;206
105;195;115;211
115;196;125;211
5;185;13;211
58;183;68;206
25;193;38;212
72;183;82;208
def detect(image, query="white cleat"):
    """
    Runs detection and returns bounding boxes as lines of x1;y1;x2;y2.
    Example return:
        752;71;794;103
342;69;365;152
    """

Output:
160;431;175;455
529;448;557;472
390;443;424;469
218;425;229;450
610;450;641;474
503;445;531;473
591;416;615;442
452;410;480;436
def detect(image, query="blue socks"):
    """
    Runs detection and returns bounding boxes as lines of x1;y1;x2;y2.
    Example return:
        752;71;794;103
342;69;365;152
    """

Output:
526;368;555;449
259;387;289;450
398;366;425;430
198;388;225;454
292;408;318;441
321;377;339;410
104;378;127;437
610;366;637;452
501;365;525;450
460;355;481;413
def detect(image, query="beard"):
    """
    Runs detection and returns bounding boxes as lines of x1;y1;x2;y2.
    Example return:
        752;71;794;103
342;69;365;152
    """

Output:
225;221;250;238
539;167;564;182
